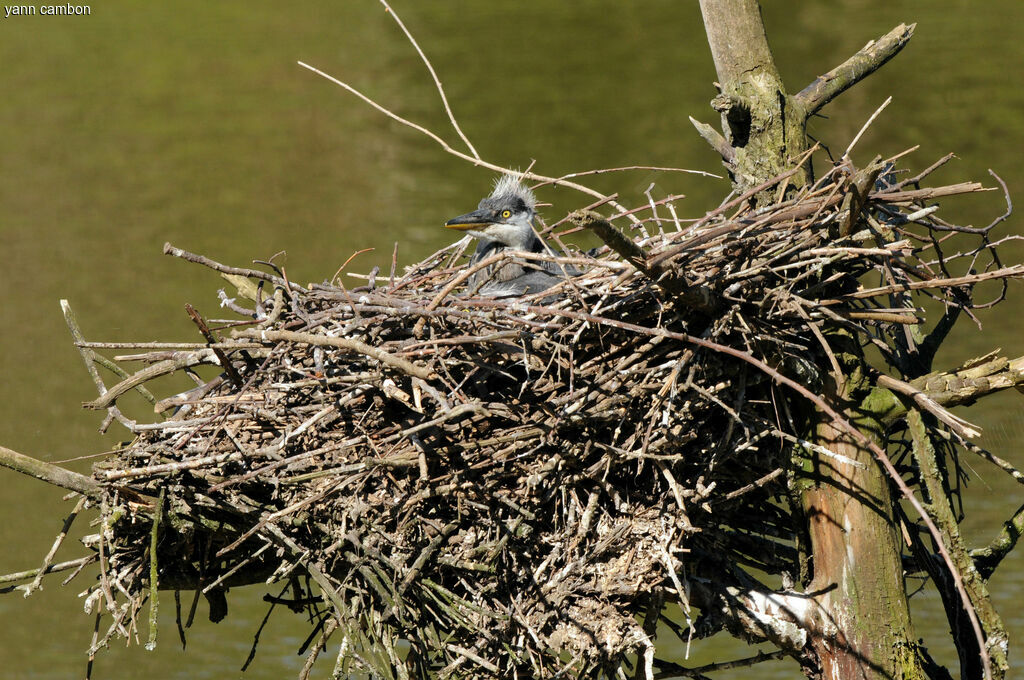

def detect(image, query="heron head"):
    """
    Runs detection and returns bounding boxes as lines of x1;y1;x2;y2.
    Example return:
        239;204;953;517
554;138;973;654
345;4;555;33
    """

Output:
445;175;537;248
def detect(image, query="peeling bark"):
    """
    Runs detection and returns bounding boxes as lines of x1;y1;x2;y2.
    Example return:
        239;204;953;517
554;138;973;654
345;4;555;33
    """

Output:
800;412;922;678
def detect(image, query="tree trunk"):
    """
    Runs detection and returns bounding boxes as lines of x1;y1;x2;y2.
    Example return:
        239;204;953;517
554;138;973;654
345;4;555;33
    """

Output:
697;2;927;676
800;399;921;677
697;0;809;194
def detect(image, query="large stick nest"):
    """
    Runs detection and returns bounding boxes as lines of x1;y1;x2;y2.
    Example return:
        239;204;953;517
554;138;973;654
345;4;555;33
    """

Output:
68;152;1016;677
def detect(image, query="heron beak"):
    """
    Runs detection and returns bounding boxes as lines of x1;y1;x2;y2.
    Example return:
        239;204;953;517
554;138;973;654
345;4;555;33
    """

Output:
445;209;494;231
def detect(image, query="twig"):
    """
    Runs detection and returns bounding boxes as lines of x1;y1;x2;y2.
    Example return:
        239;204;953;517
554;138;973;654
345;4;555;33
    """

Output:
0;556;96;588
163;242;302;292
796;23;915;116
24;495;88;596
377;0;479;160
146;488;165;650
0;445;100;499
232;328;434;380
295;61;640;222
843;97;891;159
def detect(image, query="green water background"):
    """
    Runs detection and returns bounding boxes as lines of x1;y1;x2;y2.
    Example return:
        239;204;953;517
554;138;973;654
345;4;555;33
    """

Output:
1;1;1022;677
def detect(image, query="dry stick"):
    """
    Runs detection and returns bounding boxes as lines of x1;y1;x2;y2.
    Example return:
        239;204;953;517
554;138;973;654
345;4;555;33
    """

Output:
330;247;375;285
0;556;96;587
216;482;342;559
263;524;349;617
844;97;892;159
377;0;479;160
892;152;956;191
838;157;887;236
539;164;721;185
163;242;302;292
585;193;688;226
842;264;1024;299
659;649;787;678
876;374;980;439
573;209;651;271
83;350;219;410
99;451;239;482
789;300;845;396
399;330;524;353
146;487;165;651
295;61;640;224
78;341;259;350
410;248;540;336
62;299;107;395
299;617;339;680
61;300;134;432
201;543;273;594
94;512;120;627
0;445;100;499
472;297;990;669
832;310;919;325
88;353;159;406
874;182;991;203
86;612;100;680
207;437;366;493
646;160;812;269
233;328;434;380
543;192;623;235
961;439;1024;487
184;304;243;387
508;250;625;271
716;469;786;503
24;495;88;596
571;209;719;314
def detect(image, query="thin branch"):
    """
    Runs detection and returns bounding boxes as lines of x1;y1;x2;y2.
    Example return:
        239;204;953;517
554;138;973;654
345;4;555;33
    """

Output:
0;445;100;499
972;501;1024;579
232;328;434;380
163;242;301;291
796;23;916;116
843;99;891;160
295;61;640;222
0;556;97;589
689;116;735;163
377;0;480;160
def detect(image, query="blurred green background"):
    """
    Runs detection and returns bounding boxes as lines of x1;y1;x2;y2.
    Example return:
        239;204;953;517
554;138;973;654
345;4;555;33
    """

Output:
1;1;1022;677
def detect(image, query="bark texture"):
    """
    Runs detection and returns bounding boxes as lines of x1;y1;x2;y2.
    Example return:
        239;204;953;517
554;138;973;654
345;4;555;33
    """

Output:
800;404;921;678
698;2;933;677
697;0;809;193
696;1;914;198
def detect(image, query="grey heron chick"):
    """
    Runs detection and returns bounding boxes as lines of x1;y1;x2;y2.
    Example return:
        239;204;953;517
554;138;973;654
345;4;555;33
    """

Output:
445;176;576;297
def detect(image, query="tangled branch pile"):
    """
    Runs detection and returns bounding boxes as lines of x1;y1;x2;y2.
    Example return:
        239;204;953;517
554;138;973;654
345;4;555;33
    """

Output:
47;151;1020;677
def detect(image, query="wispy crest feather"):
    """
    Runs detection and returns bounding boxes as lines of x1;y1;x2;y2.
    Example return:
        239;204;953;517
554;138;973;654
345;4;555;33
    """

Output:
489;174;536;212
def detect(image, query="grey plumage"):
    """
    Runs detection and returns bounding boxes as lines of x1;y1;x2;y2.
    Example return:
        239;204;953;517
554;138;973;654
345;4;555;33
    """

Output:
445;176;578;297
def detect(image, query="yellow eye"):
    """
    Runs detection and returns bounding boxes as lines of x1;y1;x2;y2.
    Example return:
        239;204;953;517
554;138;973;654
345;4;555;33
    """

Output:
500;209;512;219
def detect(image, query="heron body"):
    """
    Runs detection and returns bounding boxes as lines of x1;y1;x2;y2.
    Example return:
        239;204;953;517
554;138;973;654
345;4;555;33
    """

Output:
445;176;576;296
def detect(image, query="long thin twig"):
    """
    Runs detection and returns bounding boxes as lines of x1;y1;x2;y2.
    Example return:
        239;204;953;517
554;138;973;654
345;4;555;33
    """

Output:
377;0;480;160
295;61;641;223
